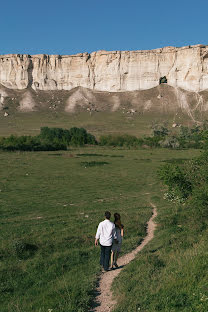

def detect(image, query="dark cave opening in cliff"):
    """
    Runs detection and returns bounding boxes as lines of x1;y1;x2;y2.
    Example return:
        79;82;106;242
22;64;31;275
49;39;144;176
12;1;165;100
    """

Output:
159;76;167;84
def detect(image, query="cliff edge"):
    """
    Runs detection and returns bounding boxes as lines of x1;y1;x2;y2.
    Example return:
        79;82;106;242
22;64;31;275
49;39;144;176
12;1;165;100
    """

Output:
1;44;208;92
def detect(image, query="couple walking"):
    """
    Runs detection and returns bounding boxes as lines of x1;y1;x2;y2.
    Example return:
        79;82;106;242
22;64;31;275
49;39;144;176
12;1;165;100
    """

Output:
95;211;124;271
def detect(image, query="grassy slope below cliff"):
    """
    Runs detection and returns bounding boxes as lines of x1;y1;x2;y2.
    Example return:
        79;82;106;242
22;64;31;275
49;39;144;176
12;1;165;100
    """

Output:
1;83;207;137
0;110;193;138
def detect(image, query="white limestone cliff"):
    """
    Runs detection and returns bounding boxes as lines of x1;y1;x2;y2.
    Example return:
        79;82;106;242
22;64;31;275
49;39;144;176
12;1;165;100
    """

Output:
1;44;208;92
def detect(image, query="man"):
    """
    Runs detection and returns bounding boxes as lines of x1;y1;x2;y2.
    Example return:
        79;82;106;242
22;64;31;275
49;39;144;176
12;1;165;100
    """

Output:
95;211;117;271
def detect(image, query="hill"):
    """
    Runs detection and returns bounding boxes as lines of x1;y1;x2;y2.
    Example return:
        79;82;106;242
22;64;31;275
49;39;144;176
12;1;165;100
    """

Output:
1;83;208;136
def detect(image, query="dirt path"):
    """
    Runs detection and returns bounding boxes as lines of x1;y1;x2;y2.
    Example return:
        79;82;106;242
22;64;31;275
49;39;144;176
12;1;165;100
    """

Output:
90;203;157;312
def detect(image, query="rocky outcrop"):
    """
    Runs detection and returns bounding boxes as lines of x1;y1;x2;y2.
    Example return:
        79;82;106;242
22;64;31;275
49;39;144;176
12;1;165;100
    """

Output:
1;44;208;92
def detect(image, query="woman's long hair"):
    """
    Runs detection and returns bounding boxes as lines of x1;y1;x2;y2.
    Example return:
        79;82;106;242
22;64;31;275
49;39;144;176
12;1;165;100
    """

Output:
114;213;123;229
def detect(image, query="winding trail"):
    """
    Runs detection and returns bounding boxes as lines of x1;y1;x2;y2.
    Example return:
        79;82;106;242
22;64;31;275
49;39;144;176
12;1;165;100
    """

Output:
90;203;157;312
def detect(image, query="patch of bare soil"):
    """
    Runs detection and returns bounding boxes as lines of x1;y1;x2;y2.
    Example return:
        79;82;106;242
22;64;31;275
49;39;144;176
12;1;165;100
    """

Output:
90;203;157;312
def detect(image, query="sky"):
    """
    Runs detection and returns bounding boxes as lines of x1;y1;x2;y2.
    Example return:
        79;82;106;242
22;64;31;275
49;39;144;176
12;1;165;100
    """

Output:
1;0;208;55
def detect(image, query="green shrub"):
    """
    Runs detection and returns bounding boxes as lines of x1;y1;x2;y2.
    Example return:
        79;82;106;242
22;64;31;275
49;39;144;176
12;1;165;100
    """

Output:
40;126;97;146
177;126;208;149
0;135;67;151
143;136;161;147
0;127;97;152
160;150;208;227
99;134;142;147
160;136;180;149
151;124;169;137
159;163;192;200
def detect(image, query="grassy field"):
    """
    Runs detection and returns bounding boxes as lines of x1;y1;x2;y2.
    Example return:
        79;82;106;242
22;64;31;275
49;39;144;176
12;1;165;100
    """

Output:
0;111;194;138
0;146;199;312
113;152;208;312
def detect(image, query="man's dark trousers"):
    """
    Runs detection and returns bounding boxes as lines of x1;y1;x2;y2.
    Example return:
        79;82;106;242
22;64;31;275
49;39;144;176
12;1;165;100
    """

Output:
100;244;112;271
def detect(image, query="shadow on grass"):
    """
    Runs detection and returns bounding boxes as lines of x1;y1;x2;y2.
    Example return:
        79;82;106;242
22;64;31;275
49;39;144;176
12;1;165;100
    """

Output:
77;153;124;158
48;153;63;156
12;240;38;259
81;161;109;167
161;158;189;164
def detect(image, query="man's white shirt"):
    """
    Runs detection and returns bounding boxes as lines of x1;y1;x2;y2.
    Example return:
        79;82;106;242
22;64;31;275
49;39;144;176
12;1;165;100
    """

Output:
96;219;117;246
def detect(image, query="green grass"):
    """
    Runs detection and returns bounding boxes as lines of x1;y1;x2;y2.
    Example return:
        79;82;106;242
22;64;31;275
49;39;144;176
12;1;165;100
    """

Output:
0;147;200;311
112;154;208;312
0;111;194;138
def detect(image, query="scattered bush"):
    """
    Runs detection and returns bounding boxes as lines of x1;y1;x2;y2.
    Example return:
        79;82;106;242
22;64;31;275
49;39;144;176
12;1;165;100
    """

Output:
159;151;208;207
160;136;180;149
143;136;161;147
177;125;208;149
159;163;192;200
151;124;169;137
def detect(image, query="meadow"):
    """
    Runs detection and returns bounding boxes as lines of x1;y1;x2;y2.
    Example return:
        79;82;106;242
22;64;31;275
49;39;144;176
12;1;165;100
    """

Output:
113;151;208;312
0;110;193;138
0;146;198;312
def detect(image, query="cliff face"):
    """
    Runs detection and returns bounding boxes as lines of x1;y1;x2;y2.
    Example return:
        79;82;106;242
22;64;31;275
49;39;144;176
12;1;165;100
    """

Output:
1;44;208;92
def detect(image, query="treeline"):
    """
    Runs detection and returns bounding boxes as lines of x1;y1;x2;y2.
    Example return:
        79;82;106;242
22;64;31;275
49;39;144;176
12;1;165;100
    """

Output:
175;124;208;149
0;135;67;151
152;123;208;149
0;127;97;151
1;123;208;151
100;123;208;149
99;134;161;148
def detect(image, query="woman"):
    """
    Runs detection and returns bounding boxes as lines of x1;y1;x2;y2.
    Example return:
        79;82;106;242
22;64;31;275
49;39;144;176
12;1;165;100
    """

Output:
110;213;124;268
